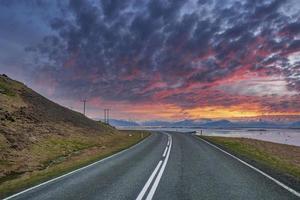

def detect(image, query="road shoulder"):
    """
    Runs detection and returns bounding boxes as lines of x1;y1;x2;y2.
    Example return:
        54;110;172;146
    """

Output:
196;135;300;193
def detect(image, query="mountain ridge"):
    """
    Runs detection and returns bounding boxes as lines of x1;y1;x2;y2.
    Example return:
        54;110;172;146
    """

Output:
109;118;300;129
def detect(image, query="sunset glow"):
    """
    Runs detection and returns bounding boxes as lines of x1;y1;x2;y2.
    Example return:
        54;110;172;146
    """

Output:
0;0;300;121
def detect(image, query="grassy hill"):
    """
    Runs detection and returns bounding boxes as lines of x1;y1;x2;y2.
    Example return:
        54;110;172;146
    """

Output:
0;74;149;197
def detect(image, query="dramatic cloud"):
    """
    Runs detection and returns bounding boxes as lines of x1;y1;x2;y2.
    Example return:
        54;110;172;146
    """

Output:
0;0;300;120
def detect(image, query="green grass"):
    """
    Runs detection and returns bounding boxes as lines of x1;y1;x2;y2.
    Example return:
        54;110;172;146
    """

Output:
31;136;97;160
199;136;300;181
0;81;16;97
0;75;26;112
29;136;100;169
0;131;150;198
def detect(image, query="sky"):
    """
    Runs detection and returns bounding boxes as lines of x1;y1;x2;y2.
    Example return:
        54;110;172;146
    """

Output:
0;0;300;121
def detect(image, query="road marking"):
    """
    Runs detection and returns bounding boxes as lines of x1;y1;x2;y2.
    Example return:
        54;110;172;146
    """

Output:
4;134;152;200
162;146;168;157
136;133;172;200
136;161;163;200
146;135;172;200
198;137;300;198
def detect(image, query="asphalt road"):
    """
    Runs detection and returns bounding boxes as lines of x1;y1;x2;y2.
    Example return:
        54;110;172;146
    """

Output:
5;132;299;200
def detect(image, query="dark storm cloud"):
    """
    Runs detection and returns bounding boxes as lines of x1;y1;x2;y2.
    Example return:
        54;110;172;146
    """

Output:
2;0;300;113
288;40;300;51
260;95;300;112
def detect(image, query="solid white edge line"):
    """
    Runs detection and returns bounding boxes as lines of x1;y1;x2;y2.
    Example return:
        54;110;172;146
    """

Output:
146;136;172;200
198;137;300;197
4;134;152;200
136;161;163;200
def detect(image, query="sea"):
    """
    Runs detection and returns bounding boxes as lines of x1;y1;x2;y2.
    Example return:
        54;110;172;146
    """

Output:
118;126;300;147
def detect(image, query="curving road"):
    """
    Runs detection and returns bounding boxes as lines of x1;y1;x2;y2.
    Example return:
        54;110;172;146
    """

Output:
5;132;299;200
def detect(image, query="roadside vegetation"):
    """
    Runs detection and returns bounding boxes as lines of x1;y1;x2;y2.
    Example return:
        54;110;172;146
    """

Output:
0;75;151;197
199;136;300;187
0;130;150;198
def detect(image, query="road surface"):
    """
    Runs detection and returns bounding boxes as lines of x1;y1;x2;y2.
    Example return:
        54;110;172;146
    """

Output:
5;132;299;200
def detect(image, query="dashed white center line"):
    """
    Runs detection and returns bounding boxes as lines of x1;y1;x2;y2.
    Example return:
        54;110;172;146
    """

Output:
162;146;168;157
136;133;172;200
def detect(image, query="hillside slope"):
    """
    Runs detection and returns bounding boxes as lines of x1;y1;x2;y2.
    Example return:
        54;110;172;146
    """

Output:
0;74;147;194
0;74;116;144
0;73;116;146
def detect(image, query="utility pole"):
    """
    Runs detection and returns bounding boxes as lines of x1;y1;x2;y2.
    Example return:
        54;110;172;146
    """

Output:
104;109;105;123
104;109;110;124
82;99;87;116
107;109;109;124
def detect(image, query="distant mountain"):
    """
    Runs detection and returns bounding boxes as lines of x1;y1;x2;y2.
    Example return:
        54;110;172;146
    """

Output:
202;120;233;128
108;118;299;129
171;120;197;127
137;119;287;128
168;119;212;127
109;119;140;127
289;121;300;128
141;120;172;127
139;119;212;127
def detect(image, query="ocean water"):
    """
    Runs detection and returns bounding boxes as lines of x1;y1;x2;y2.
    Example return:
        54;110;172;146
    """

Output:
118;126;300;147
